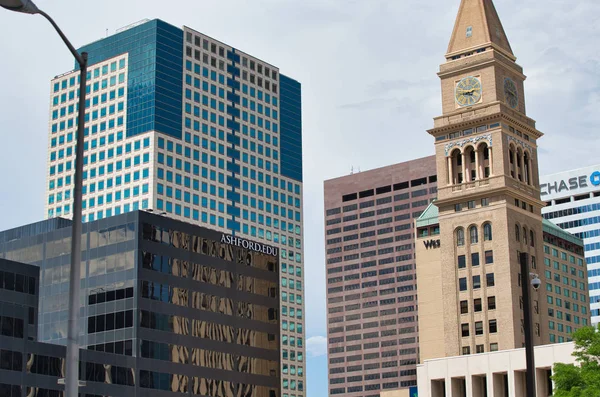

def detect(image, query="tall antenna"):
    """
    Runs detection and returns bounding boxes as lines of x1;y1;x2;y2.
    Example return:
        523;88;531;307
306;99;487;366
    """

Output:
351;166;354;175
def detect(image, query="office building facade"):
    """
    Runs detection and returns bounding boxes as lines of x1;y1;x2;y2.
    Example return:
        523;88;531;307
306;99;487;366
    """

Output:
44;19;304;393
415;0;591;362
541;165;600;325
323;156;437;396
0;223;281;397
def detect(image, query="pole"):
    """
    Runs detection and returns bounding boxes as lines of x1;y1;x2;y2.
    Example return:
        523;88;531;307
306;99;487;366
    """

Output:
520;252;536;397
37;10;87;397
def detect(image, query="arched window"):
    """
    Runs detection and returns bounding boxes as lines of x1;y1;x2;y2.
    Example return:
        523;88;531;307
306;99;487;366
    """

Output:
530;230;535;247
483;223;493;241
523;227;528;245
456;228;465;247
470;226;478;244
515;225;520;241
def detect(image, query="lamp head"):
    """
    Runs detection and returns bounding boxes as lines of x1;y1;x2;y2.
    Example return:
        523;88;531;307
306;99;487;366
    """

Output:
0;0;39;14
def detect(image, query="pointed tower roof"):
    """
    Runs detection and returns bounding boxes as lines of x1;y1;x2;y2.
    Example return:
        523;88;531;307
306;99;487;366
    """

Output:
446;0;514;60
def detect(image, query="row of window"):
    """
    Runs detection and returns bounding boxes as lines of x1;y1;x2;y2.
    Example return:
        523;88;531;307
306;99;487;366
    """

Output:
461;319;498;337
461;297;496;313
48;199;149;221
456;223;493;246
459;274;495;291
543;202;600;220
458;251;494;268
86;310;134;334
282;320;303;335
282;306;304;320
282;334;304;347
141;309;281;351
328;308;415;332
0;271;36;295
87;339;133;356
545;283;588;303
557;215;600;230
462;343;499;355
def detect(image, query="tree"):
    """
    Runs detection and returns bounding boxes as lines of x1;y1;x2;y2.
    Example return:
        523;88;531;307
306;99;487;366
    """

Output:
552;325;600;397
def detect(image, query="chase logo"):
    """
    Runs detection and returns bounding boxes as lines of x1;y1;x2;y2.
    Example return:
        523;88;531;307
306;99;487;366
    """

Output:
591;171;600;187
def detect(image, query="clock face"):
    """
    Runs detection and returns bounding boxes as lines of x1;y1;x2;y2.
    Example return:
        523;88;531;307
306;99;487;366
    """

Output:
455;76;482;107
504;78;518;109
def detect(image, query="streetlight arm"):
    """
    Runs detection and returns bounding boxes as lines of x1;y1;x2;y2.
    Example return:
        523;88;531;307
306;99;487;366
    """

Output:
37;9;85;67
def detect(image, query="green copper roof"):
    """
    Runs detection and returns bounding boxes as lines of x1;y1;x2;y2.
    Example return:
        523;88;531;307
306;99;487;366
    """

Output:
416;201;439;228
543;219;583;247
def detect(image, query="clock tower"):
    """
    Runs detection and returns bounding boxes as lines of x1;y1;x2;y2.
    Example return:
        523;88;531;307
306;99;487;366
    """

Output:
425;0;549;358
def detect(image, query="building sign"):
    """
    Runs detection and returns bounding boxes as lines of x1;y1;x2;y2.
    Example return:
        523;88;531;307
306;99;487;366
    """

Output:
423;239;441;249
540;167;600;199
221;234;279;256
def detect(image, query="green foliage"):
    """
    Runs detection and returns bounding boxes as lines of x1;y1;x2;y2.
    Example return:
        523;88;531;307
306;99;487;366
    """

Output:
552;325;600;397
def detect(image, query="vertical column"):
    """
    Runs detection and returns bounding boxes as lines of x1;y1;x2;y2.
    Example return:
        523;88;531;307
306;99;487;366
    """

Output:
488;147;493;176
461;152;467;184
528;157;533;185
511;149;517;179
448;156;453;185
475;148;481;181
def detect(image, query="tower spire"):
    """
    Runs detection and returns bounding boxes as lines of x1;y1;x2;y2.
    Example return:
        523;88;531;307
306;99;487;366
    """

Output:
446;0;514;60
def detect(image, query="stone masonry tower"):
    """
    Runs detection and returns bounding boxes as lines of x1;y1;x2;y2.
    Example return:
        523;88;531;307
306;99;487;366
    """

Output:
426;0;548;358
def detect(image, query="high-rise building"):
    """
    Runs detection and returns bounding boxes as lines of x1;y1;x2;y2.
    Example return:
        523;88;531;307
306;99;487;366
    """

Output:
540;165;600;325
44;19;304;393
323;156;437;396
0;211;282;396
415;0;590;362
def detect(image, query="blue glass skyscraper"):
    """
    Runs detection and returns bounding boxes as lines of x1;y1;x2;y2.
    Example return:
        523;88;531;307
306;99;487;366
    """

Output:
45;19;304;395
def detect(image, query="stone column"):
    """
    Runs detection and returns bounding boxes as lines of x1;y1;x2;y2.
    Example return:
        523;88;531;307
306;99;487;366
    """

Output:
488;147;493;176
448;156;453;185
461;153;467;184
475;148;481;181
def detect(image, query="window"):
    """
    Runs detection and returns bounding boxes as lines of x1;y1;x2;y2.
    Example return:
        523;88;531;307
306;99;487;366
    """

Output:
473;275;481;289
485;250;494;264
515;224;520;241
458;255;466;269
476;345;485;353
474;299;482;312
486;273;495;287
460;300;468;314
456;228;465;246
459;278;467;291
475;322;483;335
461;323;469;337
489;319;498;333
483;223;492;241
490;343;498;352
471;253;480;267
462;346;471;355
481;198;489;207
470;226;478;244
488;296;496;310
530;230;535;247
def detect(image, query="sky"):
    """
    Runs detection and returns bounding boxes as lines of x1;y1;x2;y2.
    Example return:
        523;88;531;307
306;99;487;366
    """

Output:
1;0;599;396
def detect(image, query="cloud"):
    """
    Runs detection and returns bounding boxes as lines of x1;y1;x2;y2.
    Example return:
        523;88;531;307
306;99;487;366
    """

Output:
306;336;328;358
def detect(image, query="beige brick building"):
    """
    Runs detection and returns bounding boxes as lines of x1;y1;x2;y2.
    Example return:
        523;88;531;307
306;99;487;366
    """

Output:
415;0;591;363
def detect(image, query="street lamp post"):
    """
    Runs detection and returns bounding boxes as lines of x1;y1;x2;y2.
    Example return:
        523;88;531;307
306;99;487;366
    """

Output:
0;1;87;396
520;252;539;397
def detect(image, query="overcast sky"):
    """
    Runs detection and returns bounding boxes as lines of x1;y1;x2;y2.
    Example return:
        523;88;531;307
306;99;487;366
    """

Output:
1;0;599;396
